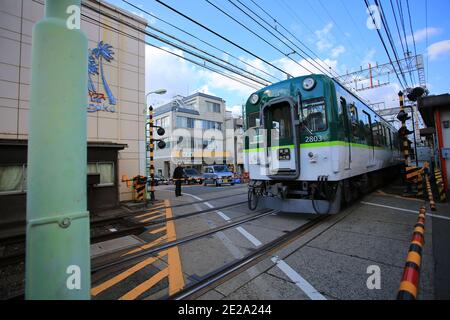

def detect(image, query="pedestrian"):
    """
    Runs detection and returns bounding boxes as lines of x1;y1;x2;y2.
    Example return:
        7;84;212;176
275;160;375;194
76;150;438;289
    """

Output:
173;163;185;197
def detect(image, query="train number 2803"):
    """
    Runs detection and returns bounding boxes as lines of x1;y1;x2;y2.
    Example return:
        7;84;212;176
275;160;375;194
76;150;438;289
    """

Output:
305;136;324;143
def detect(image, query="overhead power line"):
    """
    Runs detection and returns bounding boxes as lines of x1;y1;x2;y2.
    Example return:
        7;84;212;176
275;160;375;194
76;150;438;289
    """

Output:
155;0;293;78
376;0;410;87
203;0;314;75
232;0;339;79
364;0;406;89
81;1;264;90
122;0;281;82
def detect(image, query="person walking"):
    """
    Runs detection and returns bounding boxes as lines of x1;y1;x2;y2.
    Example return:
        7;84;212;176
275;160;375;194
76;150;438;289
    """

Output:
173;163;185;197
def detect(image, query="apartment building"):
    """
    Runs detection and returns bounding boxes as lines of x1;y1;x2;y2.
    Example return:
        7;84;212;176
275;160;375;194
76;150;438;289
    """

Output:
152;92;235;178
0;0;147;221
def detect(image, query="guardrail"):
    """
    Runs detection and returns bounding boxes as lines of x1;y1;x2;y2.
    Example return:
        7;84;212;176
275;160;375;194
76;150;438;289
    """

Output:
397;206;426;300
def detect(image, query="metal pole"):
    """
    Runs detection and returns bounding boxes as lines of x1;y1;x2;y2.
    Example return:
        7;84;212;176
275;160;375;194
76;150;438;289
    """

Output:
406;105;419;167
149;106;156;202
26;0;90;299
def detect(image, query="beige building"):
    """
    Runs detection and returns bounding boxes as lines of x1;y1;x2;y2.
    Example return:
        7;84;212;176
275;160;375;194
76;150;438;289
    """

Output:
0;0;147;219
152;93;246;178
152;93;229;178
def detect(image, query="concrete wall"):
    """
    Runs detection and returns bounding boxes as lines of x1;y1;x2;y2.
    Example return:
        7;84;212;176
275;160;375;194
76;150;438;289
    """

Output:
0;0;147;201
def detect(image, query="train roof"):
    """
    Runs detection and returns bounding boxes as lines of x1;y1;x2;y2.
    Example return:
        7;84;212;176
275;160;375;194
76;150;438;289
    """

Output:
250;74;396;130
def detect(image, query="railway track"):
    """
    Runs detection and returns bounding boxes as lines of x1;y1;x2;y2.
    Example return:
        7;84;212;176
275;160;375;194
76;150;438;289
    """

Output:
92;208;277;274
169;215;332;300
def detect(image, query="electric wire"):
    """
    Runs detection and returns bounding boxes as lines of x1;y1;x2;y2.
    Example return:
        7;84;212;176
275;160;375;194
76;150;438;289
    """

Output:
80;3;263;90
364;0;406;90
204;0;314;75
155;0;293;78
376;0;410;87
121;0;282;82
232;0;339;79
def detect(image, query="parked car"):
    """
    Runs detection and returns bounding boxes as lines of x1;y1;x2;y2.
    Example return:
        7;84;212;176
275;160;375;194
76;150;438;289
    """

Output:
148;174;168;186
202;165;235;187
183;168;204;184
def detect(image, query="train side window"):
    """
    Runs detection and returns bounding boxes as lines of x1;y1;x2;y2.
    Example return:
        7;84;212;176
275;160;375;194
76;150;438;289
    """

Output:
388;127;393;149
349;104;359;140
362;111;374;146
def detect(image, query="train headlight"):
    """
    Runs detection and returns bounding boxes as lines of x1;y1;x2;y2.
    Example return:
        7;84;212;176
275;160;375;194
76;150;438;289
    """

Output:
302;77;316;91
250;93;259;104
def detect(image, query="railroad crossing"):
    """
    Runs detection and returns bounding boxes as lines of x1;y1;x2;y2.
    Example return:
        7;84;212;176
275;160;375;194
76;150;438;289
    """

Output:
1;0;450;305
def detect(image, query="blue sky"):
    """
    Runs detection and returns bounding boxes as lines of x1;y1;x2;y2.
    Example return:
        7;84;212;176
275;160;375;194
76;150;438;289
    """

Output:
108;0;450;115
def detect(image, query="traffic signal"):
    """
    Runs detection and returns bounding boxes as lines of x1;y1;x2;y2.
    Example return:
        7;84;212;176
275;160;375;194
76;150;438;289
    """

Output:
157;140;166;149
407;87;426;102
398;126;414;137
157;127;165;136
397;110;411;122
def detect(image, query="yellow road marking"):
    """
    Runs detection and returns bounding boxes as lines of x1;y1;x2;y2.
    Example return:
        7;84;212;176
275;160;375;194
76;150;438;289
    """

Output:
374;190;423;202
164;199;185;295
119;268;169;300
91;251;168;296
140;213;165;223
122;235;167;256
135;208;165;219
148;226;166;234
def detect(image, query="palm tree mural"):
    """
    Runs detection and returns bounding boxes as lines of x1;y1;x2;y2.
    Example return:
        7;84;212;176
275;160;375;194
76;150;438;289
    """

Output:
88;49;98;94
92;41;116;105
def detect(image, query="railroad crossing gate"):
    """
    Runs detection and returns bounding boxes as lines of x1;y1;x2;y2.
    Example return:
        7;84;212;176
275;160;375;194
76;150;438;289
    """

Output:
405;166;424;198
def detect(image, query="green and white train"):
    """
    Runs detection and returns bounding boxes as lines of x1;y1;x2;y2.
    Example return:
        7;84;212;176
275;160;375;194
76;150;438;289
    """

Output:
244;74;403;214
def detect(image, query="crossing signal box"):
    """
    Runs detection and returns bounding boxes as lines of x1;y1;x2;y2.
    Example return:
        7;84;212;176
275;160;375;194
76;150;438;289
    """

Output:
397;110;411;122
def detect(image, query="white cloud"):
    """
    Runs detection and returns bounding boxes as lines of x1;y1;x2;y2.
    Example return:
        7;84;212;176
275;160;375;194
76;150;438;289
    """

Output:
406;27;442;44
227;105;244;117
331;45;346;58
427;40;450;60
358;83;402;108
275;56;339;77
145;45;258;107
361;48;377;65
315;22;334;51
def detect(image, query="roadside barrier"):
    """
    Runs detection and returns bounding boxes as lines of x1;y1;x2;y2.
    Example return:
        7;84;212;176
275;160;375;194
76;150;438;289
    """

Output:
405;166;424;198
122;174;147;202
397;206;426;300
423;163;437;211
434;168;447;202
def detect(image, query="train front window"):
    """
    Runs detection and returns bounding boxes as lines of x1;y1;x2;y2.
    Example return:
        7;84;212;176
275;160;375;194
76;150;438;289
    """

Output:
248;112;260;128
301;99;327;132
268;104;292;140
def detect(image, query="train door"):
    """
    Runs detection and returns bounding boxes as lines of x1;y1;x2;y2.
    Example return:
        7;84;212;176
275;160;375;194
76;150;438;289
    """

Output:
363;111;375;166
340;97;351;170
262;97;300;179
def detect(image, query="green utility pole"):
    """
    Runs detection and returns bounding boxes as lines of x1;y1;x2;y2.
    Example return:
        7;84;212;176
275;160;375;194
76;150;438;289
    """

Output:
26;0;90;299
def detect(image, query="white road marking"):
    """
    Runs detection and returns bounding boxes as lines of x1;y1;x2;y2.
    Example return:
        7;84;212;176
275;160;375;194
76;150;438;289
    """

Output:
271;256;326;300
183;192;323;300
236;227;262;247
361;201;450;221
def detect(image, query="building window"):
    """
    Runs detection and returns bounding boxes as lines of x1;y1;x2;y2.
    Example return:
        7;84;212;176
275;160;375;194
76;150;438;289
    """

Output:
176;116;195;129
206;101;221;113
88;162;115;186
0;164;27;194
202;120;222;130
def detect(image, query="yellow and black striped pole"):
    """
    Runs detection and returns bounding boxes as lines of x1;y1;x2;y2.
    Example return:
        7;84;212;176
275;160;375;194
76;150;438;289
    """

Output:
398;91;410;164
149;105;156;202
423;162;437;211
397;206;426;300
